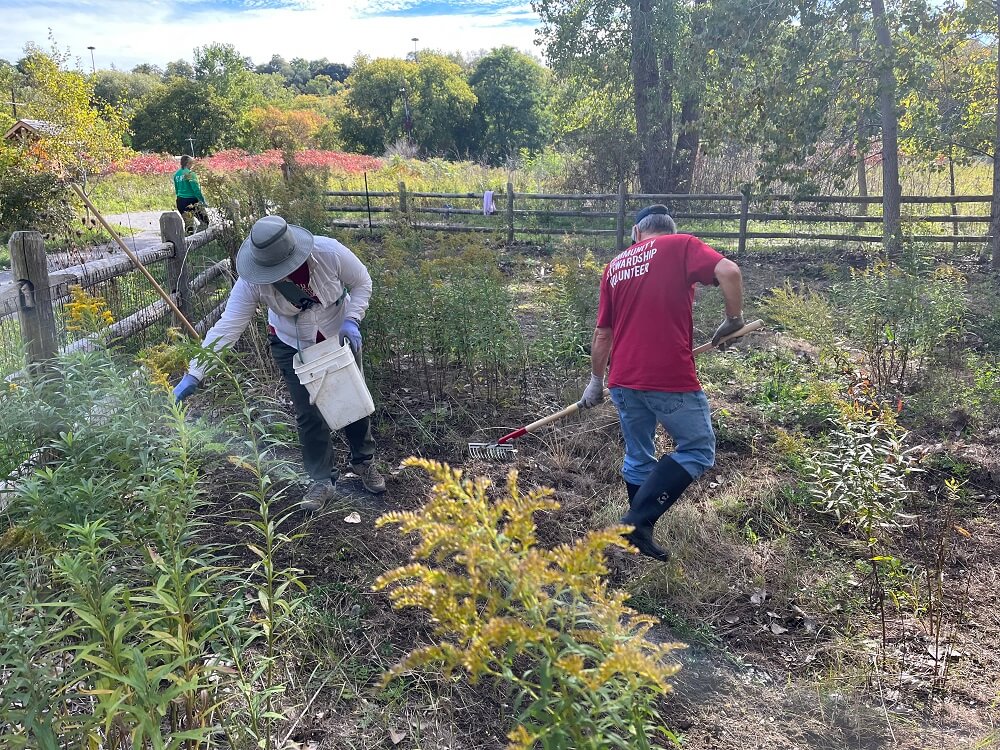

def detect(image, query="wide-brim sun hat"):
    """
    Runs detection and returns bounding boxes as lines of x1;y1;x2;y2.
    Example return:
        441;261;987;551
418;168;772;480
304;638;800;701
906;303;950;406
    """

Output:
236;215;314;284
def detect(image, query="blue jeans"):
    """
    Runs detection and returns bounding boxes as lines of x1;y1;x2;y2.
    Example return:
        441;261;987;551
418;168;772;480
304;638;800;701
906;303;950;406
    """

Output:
609;387;715;485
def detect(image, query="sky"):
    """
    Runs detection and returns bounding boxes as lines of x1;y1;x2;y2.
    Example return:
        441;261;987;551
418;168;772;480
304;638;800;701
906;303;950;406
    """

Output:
1;0;541;71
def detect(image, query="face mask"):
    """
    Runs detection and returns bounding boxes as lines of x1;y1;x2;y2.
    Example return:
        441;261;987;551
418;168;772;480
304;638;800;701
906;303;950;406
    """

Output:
631;226;638;243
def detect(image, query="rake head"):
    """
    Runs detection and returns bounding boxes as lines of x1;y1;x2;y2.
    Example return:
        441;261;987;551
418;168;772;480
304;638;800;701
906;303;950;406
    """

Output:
467;442;518;461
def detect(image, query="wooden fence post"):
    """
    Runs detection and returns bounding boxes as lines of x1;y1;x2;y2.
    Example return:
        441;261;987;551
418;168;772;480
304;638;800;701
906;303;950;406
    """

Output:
160;212;190;326
615;181;627;251
398;181;409;220
506;179;515;245
738;186;751;255
9;231;58;372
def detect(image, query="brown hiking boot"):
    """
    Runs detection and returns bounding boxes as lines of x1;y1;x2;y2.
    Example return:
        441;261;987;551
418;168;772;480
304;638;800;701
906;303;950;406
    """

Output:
352;463;386;494
301;481;335;511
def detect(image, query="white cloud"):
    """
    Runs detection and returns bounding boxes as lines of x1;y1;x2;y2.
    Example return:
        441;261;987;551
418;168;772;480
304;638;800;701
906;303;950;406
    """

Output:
0;0;541;69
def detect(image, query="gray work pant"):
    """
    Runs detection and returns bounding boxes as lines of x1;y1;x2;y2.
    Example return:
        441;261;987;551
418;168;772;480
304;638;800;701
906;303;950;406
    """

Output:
269;335;376;483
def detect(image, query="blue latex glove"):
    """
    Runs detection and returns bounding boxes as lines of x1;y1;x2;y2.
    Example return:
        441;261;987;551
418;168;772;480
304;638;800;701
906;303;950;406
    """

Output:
172;373;201;403
338;318;362;352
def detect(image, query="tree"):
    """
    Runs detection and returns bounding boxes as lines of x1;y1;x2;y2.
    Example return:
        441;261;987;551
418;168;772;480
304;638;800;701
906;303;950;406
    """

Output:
193;43;257;104
164;59;195;80
339;56;417;154
93;69;163;112
872;0;903;255
468;47;551;165
131;79;239;154
409;53;477;154
246;106;326;150
16;45;129;173
131;63;162;77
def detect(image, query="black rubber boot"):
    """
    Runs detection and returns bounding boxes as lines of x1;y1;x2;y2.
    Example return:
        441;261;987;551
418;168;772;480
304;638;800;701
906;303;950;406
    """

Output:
625;481;641;506
620;456;694;562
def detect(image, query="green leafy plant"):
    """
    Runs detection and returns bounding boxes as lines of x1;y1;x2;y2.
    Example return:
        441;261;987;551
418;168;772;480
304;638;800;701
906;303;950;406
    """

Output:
800;413;922;540
535;250;603;368
375;458;683;750
835;254;967;398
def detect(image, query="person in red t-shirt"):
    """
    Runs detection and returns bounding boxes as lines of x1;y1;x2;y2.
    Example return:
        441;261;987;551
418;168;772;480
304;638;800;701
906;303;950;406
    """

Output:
579;205;745;561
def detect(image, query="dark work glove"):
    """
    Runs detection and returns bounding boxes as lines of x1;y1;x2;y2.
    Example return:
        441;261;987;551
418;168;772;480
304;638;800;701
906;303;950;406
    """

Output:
712;314;746;350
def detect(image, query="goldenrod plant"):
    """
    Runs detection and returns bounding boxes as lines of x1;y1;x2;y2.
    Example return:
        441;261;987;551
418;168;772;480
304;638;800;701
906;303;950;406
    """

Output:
375;458;684;749
64;284;115;334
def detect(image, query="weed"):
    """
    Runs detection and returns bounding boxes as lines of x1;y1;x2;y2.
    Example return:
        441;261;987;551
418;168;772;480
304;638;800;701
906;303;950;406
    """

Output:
835;252;967;399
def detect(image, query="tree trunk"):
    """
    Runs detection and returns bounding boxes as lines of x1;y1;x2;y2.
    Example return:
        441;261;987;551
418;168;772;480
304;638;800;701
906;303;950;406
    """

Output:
669;0;704;194
671;94;701;193
660;51;676;190
991;0;1000;268
853;28;869;216
872;0;902;257
630;0;673;194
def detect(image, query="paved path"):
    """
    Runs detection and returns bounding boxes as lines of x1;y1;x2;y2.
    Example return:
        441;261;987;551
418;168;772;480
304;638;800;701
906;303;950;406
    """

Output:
1;210;172;287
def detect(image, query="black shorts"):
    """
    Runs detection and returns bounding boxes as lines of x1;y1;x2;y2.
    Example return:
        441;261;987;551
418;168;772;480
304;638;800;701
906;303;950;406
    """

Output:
176;197;201;213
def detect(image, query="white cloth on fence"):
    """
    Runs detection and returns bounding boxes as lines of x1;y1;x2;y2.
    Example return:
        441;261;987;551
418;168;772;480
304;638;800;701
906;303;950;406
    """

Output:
187;235;372;381
483;190;495;216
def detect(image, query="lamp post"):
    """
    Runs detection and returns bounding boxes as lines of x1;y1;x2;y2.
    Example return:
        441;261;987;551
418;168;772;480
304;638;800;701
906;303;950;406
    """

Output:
399;87;412;141
86;46;96;74
411;37;419;62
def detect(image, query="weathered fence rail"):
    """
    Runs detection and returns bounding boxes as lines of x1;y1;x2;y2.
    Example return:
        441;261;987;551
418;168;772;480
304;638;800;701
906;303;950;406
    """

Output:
2;213;233;378
325;183;994;254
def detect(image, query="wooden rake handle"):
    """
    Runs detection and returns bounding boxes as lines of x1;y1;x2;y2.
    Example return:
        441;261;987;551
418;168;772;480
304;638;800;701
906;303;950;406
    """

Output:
497;319;765;444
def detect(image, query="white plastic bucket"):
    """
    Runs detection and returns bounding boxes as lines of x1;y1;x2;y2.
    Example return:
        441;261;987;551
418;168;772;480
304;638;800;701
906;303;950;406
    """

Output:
292;338;374;431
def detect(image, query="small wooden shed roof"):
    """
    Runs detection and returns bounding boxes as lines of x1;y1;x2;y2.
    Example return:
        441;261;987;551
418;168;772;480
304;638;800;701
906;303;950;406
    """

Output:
3;118;64;142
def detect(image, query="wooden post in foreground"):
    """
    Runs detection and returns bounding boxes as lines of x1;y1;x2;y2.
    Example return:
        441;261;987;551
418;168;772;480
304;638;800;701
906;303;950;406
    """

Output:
161;212;191;328
9;231;58;372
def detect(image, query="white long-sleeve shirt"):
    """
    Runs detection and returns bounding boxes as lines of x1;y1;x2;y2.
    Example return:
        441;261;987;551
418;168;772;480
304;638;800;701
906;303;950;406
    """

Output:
188;235;373;381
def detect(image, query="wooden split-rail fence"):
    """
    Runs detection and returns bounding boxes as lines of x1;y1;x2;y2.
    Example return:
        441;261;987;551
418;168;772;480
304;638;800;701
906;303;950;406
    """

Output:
2;212;232;376
326;180;996;254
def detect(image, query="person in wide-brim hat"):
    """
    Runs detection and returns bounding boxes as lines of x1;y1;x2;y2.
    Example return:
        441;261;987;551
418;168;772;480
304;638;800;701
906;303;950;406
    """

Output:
171;215;387;509
235;215;314;284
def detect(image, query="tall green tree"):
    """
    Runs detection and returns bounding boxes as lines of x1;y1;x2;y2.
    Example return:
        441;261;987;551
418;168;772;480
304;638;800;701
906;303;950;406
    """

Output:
468;47;551;165
339;54;476;156
339;56;417;154
93;69;163;113
409;53;477;155
131;78;239;154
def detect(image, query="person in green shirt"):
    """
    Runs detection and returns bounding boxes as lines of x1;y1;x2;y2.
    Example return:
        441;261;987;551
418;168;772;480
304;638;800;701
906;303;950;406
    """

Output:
173;155;209;235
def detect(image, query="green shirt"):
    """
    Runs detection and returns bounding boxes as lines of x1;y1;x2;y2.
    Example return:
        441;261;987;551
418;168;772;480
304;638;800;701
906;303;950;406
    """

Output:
173;167;205;203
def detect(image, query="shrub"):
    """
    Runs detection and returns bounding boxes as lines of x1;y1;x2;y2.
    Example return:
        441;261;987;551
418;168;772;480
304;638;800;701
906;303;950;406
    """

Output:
800;412;922;540
760;281;841;363
0;347;305;749
375;459;684;750
364;241;526;401
0;144;74;242
835;253;967;398
536;250;603;367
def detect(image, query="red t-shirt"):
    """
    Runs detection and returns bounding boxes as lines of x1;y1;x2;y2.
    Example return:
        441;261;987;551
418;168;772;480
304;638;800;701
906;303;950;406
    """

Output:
596;234;723;392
